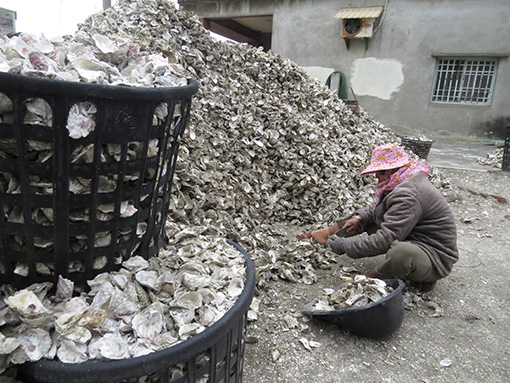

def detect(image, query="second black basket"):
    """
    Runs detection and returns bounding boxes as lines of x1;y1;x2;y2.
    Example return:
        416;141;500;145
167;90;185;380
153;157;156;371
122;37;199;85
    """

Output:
18;237;256;383
400;136;434;160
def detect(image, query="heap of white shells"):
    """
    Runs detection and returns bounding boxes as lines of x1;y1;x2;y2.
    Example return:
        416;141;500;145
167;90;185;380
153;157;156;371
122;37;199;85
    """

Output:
0;0;455;372
0;0;451;300
0;0;452;290
477;147;504;169
0;229;246;368
0;30;192;273
0;31;189;87
76;0;402;287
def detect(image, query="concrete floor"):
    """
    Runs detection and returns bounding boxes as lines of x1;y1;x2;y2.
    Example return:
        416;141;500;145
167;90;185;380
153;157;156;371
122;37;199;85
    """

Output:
391;126;506;172
426;140;499;172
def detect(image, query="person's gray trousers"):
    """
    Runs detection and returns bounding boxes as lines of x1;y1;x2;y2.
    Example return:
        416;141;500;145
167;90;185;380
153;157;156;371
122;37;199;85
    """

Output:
335;216;441;282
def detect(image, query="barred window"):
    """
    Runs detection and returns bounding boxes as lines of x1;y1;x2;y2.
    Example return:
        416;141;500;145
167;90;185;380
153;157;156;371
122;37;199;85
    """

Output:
431;58;498;105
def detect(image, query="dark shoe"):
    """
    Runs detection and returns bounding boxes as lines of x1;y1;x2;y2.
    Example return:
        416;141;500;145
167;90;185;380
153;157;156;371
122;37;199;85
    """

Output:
411;280;437;292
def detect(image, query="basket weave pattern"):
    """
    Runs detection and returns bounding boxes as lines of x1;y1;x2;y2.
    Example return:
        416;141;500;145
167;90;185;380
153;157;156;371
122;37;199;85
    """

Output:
0;73;197;289
400;136;434;160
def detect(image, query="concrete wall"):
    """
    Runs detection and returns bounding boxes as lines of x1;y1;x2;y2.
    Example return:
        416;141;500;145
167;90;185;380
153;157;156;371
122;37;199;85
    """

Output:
0;7;16;34
180;0;510;138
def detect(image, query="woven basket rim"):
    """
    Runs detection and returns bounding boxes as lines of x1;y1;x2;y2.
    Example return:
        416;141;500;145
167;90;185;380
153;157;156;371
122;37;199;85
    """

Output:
400;136;434;143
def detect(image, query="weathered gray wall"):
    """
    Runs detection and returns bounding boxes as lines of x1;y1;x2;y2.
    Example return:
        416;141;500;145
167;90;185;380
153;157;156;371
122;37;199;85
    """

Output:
180;0;510;137
275;0;510;137
0;7;16;34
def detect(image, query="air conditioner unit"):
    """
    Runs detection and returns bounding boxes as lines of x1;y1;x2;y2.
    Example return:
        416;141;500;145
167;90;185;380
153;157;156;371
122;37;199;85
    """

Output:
335;7;384;39
341;18;375;39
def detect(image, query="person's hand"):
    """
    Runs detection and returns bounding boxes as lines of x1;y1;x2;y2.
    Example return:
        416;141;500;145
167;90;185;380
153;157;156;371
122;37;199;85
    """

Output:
343;215;362;232
297;228;329;244
329;236;346;255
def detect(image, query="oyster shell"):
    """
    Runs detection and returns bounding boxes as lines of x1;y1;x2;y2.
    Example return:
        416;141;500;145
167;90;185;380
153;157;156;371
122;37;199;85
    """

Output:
131;302;164;340
16;328;52;362
5;290;49;322
94;332;130;360
0;332;20;355
180;272;210;291
56;339;88;364
56;275;74;300
178;323;204;340
171;291;202;310
66;102;97;139
227;278;244;298
23;98;52;126
135;270;160;291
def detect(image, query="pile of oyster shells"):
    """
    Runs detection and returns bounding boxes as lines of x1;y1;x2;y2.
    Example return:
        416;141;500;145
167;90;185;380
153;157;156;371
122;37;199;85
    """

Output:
0;228;246;369
0;0;455;373
1;0;451;288
477;147;504;169
311;275;394;311
76;0;405;287
0;23;194;276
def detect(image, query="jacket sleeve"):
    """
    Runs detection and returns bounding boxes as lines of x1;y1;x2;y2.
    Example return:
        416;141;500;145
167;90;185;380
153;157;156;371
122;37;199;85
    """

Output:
344;190;422;258
356;206;374;225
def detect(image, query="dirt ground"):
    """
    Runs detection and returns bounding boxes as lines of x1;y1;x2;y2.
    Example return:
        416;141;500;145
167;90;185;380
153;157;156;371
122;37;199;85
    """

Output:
243;165;510;382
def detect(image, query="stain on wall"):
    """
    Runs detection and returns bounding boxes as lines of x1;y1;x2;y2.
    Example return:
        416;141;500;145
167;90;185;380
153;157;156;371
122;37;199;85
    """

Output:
351;58;404;100
479;116;510;140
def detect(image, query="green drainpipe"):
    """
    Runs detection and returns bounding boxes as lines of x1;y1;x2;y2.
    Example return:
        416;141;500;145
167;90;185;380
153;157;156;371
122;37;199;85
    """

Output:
325;71;348;100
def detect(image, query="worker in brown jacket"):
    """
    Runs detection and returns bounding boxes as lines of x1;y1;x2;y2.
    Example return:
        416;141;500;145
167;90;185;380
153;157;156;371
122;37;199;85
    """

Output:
298;143;458;291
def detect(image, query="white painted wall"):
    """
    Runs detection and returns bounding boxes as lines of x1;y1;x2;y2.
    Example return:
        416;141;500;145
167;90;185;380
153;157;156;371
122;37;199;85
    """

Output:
350;58;404;101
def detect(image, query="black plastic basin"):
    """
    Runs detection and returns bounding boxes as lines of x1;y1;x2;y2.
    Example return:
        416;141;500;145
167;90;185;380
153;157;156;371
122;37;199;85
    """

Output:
302;279;405;339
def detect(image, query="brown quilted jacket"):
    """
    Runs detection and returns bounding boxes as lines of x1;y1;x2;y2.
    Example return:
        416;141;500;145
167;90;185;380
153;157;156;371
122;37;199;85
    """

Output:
344;173;458;278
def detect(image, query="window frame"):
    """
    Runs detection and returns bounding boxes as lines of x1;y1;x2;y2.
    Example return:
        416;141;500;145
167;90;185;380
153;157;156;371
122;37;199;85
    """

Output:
430;56;499;106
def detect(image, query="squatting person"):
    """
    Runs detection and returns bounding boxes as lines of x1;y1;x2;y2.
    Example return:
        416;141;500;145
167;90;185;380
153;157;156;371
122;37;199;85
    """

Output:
298;143;458;291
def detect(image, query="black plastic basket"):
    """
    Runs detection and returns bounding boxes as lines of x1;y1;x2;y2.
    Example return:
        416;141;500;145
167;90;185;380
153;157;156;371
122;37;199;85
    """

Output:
400;136;434;160
502;126;510;172
18;237;255;383
0;72;198;289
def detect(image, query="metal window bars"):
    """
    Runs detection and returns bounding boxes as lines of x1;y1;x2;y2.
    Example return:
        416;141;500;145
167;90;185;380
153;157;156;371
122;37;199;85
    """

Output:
431;58;498;105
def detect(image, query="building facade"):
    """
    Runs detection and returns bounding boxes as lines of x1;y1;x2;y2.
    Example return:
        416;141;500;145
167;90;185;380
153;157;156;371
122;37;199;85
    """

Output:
179;0;510;138
0;7;16;35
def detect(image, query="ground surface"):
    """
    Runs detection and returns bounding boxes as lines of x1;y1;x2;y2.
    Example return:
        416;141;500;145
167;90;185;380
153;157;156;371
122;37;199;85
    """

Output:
243;156;510;382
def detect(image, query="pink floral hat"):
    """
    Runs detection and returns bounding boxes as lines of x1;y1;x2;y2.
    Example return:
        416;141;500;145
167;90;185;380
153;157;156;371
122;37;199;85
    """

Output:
361;143;410;175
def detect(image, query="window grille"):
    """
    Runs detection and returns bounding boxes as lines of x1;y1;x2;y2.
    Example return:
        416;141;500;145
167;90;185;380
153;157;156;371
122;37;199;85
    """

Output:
431;58;498;105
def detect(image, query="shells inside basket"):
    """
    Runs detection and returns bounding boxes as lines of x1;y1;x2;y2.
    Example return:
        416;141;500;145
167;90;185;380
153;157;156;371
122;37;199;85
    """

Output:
0;229;246;370
310;275;394;311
